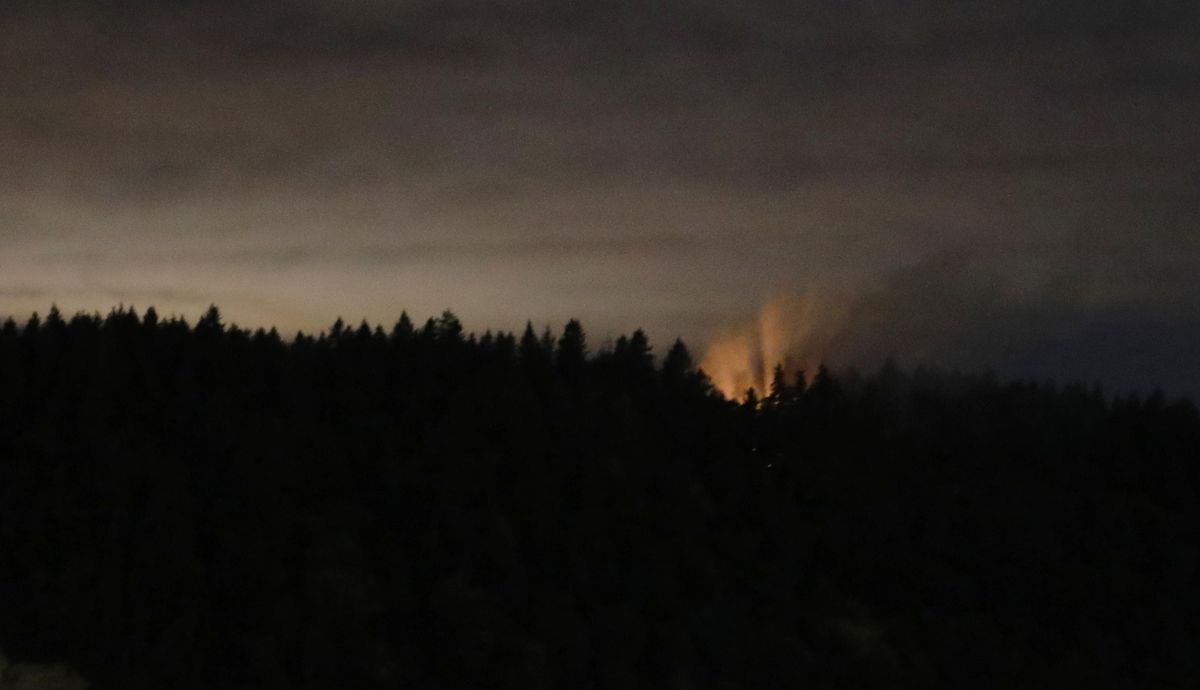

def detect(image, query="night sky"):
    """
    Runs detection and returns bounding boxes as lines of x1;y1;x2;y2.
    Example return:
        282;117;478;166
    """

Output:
2;1;1198;396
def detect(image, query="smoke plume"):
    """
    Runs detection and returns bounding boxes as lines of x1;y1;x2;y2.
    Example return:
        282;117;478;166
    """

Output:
700;290;855;399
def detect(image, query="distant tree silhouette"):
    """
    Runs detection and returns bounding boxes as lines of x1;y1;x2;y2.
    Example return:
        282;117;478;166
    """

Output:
519;321;549;370
555;319;587;378
661;338;697;388
435;310;463;341
768;363;788;405
0;306;1195;690
391;311;414;343
196;304;223;333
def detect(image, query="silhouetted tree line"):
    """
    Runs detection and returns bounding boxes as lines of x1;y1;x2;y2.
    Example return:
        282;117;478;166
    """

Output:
0;306;1197;689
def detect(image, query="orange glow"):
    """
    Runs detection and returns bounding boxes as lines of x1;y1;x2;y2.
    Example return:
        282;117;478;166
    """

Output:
700;291;851;401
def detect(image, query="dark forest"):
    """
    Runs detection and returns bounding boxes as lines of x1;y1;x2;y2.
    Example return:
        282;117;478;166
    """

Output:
1;306;1197;689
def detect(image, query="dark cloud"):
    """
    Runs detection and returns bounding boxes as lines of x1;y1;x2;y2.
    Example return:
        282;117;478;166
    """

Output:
31;233;696;269
829;251;1200;396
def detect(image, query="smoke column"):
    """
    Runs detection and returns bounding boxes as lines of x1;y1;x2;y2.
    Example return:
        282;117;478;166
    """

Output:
700;290;855;400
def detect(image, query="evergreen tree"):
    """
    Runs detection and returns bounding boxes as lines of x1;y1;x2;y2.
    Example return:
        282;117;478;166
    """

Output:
197;305;223;333
768;364;788;405
661;338;693;382
519;321;544;364
391;312;414;343
555;319;587;378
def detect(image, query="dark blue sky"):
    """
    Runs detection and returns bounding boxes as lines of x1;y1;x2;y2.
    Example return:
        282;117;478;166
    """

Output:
1;1;1198;396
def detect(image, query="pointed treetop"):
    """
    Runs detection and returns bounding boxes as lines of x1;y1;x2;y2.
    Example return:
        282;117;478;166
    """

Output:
420;317;437;338
662;338;694;380
436;310;463;341
391;312;414;341
520;321;550;367
195;305;224;335
625;329;654;373
793;369;807;393
629;329;651;355
556;319;587;370
769;364;788;403
743;387;759;409
519;320;540;351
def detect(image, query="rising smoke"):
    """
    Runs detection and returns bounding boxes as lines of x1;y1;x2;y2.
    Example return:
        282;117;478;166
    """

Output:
699;290;856;400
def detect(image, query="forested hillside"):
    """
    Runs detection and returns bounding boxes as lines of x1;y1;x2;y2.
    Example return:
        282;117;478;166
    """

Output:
1;306;1197;689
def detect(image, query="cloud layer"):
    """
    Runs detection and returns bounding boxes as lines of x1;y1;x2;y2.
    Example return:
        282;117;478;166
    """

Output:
1;0;1198;393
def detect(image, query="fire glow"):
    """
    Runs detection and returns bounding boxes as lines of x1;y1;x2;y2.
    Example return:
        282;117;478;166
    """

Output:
700;292;851;401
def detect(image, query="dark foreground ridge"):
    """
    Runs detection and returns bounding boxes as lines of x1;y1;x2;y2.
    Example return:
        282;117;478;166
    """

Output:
1;306;1198;689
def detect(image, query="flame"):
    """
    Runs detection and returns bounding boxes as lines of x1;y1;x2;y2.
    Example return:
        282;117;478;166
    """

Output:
700;291;851;400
